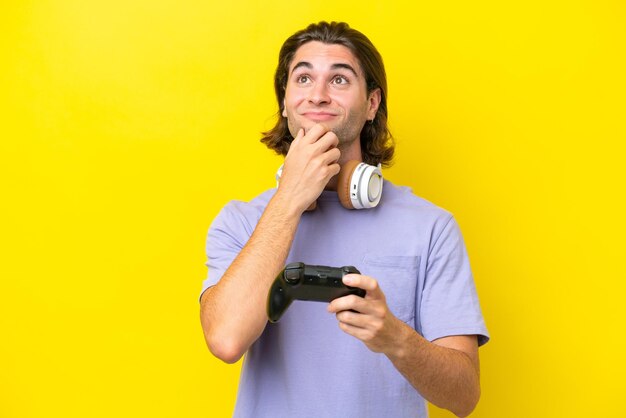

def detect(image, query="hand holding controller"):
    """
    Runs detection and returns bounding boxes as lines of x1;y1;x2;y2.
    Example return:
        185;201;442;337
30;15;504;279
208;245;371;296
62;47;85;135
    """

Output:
267;262;365;323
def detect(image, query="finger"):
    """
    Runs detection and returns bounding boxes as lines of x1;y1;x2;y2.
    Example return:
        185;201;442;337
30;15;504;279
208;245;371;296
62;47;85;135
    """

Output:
320;147;341;166
339;318;365;333
327;294;374;315
294;127;305;141
314;162;340;184
301;123;329;144
285;128;305;155
315;130;339;152
337;321;370;341
323;162;341;182
306;151;339;182
291;127;305;145
343;274;383;300
335;309;371;329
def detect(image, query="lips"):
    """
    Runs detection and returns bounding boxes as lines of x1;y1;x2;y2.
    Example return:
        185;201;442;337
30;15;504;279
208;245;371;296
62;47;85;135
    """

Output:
301;111;339;121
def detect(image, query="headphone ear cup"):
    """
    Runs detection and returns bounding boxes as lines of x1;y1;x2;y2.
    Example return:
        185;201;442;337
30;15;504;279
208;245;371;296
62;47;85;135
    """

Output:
337;160;361;209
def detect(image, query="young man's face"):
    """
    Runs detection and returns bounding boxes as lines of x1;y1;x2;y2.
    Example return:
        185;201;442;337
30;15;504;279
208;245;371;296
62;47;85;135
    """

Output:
282;41;380;148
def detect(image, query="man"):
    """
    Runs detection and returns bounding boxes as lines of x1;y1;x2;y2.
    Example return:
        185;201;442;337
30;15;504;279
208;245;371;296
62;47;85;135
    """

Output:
200;21;489;418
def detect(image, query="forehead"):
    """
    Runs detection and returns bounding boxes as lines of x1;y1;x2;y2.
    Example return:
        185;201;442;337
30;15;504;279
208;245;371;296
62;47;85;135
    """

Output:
289;41;363;76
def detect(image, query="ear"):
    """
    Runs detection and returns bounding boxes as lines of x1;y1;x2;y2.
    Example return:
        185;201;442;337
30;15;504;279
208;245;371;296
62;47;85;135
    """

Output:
366;88;381;121
281;99;287;117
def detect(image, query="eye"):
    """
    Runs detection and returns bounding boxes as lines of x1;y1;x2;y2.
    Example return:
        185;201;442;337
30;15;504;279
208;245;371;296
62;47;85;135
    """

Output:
331;75;349;85
296;75;311;84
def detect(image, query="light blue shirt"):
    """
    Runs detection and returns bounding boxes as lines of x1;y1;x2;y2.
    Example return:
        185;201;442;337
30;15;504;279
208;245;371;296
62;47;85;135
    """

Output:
202;180;489;418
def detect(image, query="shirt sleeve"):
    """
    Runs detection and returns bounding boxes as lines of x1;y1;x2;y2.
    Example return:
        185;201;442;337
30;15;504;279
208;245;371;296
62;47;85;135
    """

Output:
418;216;490;346
199;201;255;302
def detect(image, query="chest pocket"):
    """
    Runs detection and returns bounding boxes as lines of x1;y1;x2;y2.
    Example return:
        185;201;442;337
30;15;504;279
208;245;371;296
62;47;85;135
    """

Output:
362;255;420;323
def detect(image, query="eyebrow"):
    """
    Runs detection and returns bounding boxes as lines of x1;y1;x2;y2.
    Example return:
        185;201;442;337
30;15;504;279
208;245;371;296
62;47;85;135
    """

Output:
290;61;359;78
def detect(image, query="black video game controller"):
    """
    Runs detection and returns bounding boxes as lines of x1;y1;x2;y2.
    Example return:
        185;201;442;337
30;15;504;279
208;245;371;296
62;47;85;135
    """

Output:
267;262;365;322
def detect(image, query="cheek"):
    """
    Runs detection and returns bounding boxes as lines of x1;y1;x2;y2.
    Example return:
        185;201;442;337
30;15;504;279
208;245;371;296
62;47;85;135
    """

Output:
336;92;367;110
285;90;306;107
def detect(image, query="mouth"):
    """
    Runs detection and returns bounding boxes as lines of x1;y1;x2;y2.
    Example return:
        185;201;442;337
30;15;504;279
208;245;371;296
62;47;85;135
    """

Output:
301;112;339;122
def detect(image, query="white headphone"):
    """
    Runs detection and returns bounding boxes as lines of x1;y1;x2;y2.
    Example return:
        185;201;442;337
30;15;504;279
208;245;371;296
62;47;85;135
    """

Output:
276;160;383;210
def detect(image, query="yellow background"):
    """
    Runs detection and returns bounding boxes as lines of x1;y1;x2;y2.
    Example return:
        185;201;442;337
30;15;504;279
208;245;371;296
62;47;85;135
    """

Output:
1;1;624;417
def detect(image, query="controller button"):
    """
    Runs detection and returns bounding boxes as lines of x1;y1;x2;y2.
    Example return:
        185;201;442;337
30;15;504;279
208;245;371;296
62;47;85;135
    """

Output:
285;269;300;283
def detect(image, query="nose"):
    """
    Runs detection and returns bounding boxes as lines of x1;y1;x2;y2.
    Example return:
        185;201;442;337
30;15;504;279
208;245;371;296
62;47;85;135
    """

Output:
307;82;330;105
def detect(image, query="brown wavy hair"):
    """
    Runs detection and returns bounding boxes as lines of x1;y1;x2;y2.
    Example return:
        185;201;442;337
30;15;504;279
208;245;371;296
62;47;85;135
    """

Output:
260;21;394;167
